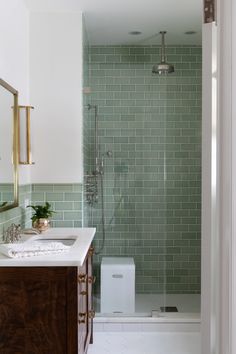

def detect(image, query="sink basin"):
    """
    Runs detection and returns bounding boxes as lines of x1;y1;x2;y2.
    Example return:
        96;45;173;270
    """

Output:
22;234;78;247
33;238;76;246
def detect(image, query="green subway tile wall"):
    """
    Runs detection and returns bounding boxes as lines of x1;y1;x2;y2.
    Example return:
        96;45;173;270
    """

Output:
0;183;83;241
86;45;201;294
0;184;14;204
0;184;32;241
31;184;83;227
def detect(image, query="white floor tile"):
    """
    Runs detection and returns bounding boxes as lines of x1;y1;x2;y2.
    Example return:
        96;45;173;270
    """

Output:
88;331;201;354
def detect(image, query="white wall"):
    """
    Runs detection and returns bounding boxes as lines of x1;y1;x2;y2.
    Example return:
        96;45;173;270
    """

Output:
0;0;31;184
30;12;83;183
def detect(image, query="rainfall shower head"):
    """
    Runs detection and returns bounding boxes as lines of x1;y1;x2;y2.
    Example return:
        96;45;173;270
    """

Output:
152;31;175;75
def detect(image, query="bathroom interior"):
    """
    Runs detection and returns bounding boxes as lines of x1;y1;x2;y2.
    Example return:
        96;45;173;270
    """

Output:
0;0;204;353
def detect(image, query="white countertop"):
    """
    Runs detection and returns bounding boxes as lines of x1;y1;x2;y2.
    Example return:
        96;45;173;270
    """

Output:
0;227;96;267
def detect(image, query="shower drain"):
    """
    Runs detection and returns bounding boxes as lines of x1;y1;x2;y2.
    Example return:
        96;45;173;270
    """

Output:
160;306;178;312
152;306;179;317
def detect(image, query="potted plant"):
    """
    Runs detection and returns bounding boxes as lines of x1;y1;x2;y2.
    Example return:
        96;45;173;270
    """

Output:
27;202;55;232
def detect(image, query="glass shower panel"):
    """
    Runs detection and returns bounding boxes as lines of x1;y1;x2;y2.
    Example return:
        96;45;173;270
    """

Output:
85;44;202;317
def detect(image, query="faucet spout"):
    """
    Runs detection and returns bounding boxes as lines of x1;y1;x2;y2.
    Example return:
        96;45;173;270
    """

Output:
21;228;41;235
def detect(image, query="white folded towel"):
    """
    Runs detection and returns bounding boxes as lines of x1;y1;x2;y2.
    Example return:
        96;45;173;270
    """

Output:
0;241;70;258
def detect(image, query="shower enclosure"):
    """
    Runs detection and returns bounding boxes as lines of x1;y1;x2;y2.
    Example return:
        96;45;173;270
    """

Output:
83;43;201;317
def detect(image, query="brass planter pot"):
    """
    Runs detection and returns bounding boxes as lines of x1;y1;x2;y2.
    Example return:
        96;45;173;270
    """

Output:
33;218;50;232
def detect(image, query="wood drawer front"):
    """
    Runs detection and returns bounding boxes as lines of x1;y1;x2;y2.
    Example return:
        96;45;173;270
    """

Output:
0;246;94;354
0;267;78;354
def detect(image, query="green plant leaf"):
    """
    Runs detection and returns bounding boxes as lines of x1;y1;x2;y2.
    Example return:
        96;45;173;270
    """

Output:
27;202;56;220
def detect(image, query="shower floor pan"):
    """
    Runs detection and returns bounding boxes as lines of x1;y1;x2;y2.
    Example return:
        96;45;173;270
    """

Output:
94;293;200;317
93;294;200;332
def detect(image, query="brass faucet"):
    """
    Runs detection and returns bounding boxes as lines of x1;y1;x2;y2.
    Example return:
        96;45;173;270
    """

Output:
21;228;41;235
3;224;21;243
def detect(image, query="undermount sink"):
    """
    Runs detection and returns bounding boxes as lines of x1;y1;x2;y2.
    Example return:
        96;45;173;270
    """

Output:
33;238;76;246
23;233;78;247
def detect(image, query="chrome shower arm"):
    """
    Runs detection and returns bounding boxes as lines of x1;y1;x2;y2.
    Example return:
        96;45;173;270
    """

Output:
160;31;167;63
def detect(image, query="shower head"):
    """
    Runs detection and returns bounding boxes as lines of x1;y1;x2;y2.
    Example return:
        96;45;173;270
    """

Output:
152;31;175;75
152;61;175;75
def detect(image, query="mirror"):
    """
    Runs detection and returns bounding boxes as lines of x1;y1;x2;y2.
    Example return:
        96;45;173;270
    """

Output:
0;79;18;211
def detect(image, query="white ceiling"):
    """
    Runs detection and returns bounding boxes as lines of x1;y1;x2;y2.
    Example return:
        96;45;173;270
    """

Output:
24;0;202;45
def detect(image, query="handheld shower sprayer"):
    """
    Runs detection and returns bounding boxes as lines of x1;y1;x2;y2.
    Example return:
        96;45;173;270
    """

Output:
86;103;113;255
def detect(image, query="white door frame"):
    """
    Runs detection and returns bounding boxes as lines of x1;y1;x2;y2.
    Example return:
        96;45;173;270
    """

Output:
201;20;219;354
218;0;235;353
202;0;236;353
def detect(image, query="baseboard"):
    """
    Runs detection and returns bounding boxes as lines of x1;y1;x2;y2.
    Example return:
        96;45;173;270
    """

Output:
93;314;201;332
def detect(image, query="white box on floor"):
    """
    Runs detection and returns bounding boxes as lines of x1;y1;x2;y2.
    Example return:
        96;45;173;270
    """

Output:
101;257;135;313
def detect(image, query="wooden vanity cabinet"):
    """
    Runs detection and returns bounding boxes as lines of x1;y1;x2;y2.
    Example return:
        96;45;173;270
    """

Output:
77;246;94;354
0;246;94;354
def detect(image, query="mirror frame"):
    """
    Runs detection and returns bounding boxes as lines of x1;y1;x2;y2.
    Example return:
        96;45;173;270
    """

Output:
0;78;19;212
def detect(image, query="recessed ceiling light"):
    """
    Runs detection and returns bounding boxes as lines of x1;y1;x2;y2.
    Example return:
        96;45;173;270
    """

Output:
185;31;197;35
129;31;142;35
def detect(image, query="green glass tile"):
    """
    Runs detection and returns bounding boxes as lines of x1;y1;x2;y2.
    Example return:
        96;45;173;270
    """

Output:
121;84;135;91
130;48;145;55
64;193;82;201
54;184;74;192
176;47;191;54
106;55;121;63
55;202;74;211
31;192;45;202
91;69;106;77
45;192;64;201
64;211;82;220
53;220;74;227
90;54;106;62
74;221;82;227
98;47;115;54
145;47;160;55
51;211;63;220
106;84;121;91
74;201;82;210
120;55;135;62
120;66;135;77
182;55;197;62
114;47;130;55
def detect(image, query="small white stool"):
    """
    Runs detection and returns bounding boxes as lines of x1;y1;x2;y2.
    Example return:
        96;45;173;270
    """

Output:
101;257;135;314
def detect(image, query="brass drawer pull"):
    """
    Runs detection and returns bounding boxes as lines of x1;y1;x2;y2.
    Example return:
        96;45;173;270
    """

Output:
88;246;95;256
78;312;87;324
88;275;96;284
78;274;87;283
80;291;87;296
88;310;95;319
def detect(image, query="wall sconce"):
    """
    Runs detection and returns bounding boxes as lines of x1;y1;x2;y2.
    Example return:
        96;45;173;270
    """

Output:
18;105;35;165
